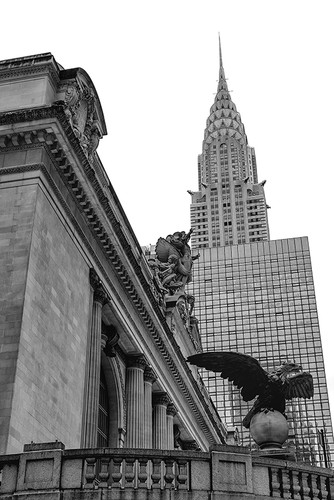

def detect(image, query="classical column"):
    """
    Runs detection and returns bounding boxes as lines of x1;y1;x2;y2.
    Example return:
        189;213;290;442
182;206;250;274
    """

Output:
152;392;170;450
82;269;108;448
166;403;178;450
125;354;147;448
144;367;157;448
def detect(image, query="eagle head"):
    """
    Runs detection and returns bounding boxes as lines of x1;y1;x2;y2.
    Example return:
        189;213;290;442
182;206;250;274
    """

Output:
274;361;303;382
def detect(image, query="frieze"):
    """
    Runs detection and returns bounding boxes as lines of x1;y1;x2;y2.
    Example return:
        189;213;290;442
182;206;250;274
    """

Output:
0;64;60;88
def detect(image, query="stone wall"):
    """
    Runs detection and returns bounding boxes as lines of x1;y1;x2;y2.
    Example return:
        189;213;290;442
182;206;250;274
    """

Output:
0;442;333;499
0;166;91;453
7;185;91;452
0;180;38;453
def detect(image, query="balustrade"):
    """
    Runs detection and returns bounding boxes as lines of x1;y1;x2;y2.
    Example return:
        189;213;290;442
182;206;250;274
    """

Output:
0;447;333;498
267;462;332;499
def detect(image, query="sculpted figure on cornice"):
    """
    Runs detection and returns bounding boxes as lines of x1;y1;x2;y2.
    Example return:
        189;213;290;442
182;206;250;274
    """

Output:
149;229;199;297
59;80;102;163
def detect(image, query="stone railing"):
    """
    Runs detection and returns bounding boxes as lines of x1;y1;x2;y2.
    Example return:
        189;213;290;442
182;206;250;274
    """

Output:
0;442;333;499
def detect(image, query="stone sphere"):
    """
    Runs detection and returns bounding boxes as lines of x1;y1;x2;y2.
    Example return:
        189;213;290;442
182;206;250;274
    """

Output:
250;410;289;449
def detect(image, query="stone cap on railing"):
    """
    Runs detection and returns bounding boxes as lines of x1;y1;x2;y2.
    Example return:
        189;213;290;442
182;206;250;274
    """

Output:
0;441;333;499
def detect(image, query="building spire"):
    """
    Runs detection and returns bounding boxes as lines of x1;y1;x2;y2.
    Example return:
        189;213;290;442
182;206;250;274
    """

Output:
218;32;223;69
217;33;229;95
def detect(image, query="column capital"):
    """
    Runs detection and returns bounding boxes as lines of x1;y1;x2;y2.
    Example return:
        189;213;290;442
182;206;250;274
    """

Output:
152;392;170;407
167;403;178;417
101;323;119;357
144;367;157;384
127;354;148;371
89;268;109;305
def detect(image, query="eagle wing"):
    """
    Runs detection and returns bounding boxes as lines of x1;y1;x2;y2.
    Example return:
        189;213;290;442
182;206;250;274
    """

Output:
187;351;268;402
283;372;314;400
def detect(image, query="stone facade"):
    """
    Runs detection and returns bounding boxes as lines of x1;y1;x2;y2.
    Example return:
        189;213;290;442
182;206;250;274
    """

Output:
0;53;224;456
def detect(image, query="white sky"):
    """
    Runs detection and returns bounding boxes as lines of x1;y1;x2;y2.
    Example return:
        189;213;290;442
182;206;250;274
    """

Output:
2;0;334;420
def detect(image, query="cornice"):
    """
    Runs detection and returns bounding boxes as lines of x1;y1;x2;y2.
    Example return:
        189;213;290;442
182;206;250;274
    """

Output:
0;112;225;446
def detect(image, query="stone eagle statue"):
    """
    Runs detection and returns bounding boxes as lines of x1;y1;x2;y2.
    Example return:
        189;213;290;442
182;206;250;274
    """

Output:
187;351;313;428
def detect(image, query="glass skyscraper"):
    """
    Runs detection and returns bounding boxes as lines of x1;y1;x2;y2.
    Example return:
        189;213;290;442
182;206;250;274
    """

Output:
188;41;333;466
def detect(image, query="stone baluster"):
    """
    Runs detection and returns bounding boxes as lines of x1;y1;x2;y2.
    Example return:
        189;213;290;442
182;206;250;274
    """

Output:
144;367;157;448
166;403;178;450
291;470;302;499
152;392;170;450
300;473;311;499
176;459;188;490
269;467;282;498
125;354;147;448
82;269;109;448
318;475;327;499
98;457;110;488
111;457;123;488
84;457;97;489
124;457;135;488
151;458;162;489
138;458;149;489
280;469;291;497
164;459;175;489
309;473;320;498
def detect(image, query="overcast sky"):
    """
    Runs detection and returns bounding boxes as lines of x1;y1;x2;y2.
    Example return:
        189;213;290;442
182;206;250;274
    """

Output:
2;0;334;419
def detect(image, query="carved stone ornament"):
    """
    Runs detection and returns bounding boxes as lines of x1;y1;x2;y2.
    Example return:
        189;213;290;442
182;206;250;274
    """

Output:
144;366;157;384
166;403;178;417
150;229;199;298
89;268;109;306
127;354;148;371
152;392;170;407
61;79;102;163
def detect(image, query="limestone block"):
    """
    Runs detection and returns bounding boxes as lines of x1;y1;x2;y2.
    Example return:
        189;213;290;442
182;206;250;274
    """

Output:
0;77;55;113
61;459;84;489
0;462;19;493
16;450;62;491
211;451;253;494
190;460;210;490
252;464;270;496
